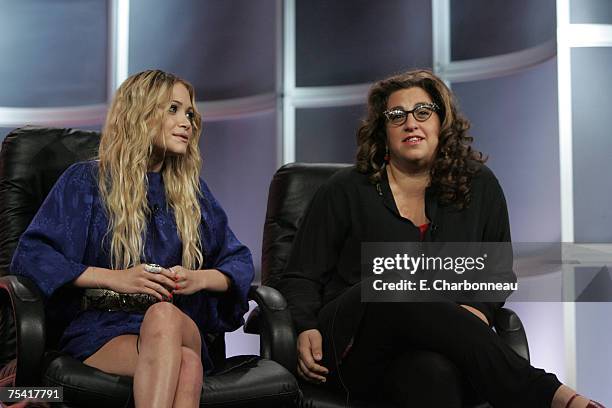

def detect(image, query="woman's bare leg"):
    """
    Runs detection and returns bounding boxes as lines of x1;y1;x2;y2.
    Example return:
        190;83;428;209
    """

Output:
83;302;202;408
134;302;202;408
172;347;203;408
83;335;139;376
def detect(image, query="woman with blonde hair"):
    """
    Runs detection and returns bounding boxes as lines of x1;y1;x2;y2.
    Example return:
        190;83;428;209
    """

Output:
11;69;254;407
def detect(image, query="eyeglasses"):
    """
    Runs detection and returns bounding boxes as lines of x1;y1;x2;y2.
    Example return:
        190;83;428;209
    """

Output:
383;102;440;126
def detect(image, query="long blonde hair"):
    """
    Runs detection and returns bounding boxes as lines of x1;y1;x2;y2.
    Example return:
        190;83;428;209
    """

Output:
98;70;204;270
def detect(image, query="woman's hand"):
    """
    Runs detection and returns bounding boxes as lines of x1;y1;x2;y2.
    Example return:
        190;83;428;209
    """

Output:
297;329;329;383
101;264;176;301
170;267;232;295
169;266;203;296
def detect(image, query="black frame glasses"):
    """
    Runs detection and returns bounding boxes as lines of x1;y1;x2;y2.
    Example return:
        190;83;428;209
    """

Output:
383;102;440;126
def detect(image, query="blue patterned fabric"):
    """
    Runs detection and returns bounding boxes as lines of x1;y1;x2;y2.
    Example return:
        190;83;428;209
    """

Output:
10;161;254;373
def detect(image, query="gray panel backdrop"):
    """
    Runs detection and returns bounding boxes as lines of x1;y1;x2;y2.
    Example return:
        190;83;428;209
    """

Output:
452;59;561;243
451;0;556;60
0;0;107;107
296;0;432;86
129;0;277;100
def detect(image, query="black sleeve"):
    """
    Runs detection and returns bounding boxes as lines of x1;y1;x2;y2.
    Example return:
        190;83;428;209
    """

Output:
462;169;515;325
273;180;351;334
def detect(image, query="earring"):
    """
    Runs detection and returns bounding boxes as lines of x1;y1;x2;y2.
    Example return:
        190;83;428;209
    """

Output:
384;145;390;162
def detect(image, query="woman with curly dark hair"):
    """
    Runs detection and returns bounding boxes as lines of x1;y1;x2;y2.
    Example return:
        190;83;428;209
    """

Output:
275;70;604;407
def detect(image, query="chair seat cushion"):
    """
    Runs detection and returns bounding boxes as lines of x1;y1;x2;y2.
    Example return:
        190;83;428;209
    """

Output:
202;355;298;407
42;352;297;407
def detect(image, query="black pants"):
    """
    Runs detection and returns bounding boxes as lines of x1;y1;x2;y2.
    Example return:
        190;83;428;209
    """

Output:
318;284;561;408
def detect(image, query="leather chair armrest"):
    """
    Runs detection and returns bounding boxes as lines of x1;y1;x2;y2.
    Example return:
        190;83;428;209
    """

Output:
494;307;530;362
0;275;46;385
246;285;297;374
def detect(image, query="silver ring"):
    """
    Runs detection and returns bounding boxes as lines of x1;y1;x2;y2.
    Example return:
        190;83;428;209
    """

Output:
144;263;162;274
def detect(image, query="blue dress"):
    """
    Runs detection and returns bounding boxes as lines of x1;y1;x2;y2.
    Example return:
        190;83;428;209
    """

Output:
10;161;254;373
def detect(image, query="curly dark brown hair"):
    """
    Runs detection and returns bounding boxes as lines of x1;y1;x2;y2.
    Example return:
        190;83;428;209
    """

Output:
356;69;486;209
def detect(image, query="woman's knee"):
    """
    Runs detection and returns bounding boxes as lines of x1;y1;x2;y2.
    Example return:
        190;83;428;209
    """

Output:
140;302;183;339
405;351;462;385
141;302;202;351
143;301;182;324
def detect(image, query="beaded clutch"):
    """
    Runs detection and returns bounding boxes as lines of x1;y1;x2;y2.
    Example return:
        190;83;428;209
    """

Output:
81;289;171;313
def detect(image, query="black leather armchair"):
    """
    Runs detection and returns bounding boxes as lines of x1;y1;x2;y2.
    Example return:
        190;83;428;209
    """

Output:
256;162;531;408
0;127;299;407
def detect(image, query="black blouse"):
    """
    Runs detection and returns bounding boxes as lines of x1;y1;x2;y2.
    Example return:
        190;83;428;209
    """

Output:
274;164;513;334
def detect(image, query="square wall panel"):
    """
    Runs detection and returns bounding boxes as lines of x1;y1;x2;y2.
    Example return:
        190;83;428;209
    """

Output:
0;0;108;107
296;0;432;87
199;112;278;281
296;105;366;164
130;0;277;101
451;59;560;243
451;0;556;60
571;0;612;24
571;47;612;243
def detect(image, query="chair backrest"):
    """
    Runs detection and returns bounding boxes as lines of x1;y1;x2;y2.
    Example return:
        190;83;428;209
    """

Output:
0;127;100;273
0;127;101;351
261;162;351;287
